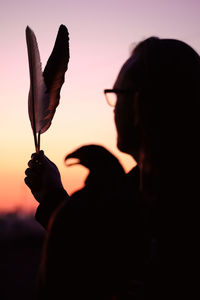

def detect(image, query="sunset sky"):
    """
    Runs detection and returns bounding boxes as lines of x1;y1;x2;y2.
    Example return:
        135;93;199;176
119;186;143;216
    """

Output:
0;0;200;213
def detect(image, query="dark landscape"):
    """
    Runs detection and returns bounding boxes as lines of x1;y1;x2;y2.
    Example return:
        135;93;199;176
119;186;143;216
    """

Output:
0;212;45;300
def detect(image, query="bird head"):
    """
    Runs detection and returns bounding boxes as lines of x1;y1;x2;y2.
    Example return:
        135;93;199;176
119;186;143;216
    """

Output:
65;144;125;185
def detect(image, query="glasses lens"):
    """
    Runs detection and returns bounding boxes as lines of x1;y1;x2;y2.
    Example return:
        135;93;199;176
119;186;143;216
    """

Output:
105;92;117;107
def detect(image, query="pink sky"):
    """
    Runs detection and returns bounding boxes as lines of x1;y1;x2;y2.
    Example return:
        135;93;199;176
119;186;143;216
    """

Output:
0;0;200;213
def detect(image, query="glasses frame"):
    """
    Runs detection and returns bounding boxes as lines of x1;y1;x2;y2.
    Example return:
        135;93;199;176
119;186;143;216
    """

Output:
104;89;127;106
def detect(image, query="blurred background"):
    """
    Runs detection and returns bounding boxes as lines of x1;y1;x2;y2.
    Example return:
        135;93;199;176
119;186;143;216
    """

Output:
0;0;200;298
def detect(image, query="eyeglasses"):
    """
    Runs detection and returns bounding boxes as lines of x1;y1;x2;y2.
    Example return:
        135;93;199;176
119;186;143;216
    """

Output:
104;89;127;107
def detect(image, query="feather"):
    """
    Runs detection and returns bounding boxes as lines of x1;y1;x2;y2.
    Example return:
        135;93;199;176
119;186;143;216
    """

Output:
26;26;47;151
26;25;70;152
42;25;70;133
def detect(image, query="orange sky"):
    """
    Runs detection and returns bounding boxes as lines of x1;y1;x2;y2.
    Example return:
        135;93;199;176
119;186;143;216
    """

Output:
1;0;200;213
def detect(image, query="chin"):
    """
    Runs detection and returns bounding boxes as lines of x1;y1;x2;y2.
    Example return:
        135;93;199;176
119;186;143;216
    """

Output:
117;139;131;154
117;139;139;161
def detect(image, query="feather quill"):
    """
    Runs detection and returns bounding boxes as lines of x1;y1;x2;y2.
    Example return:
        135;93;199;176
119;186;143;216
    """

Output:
26;25;70;152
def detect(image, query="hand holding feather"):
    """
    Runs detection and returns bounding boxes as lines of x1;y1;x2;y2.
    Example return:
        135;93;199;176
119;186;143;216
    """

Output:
26;25;70;152
25;151;67;204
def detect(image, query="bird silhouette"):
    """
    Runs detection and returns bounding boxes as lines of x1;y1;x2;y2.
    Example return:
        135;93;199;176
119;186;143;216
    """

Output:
65;144;125;186
65;144;127;209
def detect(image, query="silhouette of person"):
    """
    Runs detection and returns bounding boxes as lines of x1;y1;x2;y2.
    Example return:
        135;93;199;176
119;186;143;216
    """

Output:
25;37;200;299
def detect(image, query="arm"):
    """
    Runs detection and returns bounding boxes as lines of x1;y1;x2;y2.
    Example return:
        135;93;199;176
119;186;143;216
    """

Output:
25;151;70;229
35;187;68;229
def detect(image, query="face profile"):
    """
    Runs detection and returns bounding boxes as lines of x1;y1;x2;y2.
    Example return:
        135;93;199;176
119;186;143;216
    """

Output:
109;37;200;170
113;54;141;160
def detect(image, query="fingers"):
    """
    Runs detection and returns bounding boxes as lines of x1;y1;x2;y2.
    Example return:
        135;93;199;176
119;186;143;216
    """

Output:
24;176;40;190
28;150;45;169
31;152;58;170
25;151;44;190
25;151;47;194
31;151;44;160
25;167;37;176
31;150;44;159
28;159;42;169
24;167;41;189
24;176;31;188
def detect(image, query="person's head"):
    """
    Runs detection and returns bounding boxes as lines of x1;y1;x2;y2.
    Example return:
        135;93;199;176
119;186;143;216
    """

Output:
110;37;200;167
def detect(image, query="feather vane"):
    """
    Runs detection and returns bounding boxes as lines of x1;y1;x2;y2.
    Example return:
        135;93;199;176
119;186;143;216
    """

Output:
42;25;70;133
26;25;70;151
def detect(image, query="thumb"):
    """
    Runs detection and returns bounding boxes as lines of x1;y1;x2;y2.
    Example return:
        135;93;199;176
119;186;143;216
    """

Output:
38;150;44;157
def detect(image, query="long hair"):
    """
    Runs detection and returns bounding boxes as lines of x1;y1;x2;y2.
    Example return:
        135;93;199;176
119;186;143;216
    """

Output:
131;37;199;184
130;37;200;297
